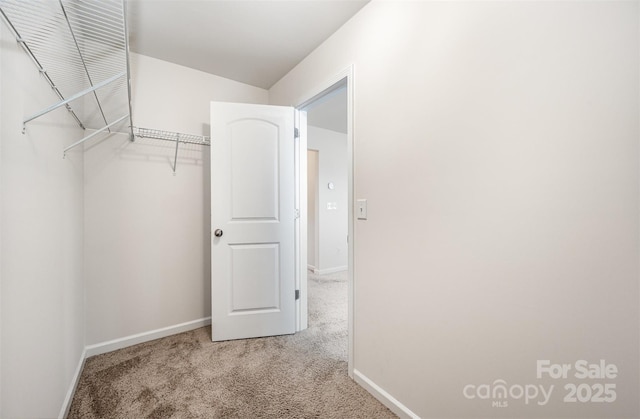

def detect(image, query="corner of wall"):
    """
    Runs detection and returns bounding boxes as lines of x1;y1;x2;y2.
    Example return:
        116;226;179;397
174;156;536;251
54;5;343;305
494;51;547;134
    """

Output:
57;348;87;419
352;370;419;419
1;19;86;418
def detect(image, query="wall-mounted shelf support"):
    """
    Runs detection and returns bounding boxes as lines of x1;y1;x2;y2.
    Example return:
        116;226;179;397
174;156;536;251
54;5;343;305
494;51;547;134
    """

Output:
23;71;126;132
172;133;180;174
63;114;129;158
0;7;85;131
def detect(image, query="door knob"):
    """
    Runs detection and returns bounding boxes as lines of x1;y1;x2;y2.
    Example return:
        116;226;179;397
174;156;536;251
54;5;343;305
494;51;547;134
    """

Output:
214;229;223;237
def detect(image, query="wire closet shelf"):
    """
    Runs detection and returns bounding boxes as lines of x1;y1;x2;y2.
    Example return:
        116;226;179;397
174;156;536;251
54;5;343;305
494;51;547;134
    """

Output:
133;127;210;174
134;127;210;146
0;0;133;151
0;0;211;173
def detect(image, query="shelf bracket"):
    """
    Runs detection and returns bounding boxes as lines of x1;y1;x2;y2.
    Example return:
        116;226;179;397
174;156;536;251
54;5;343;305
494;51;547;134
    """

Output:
0;6;86;132
63;114;129;158
172;133;180;174
23;71;126;131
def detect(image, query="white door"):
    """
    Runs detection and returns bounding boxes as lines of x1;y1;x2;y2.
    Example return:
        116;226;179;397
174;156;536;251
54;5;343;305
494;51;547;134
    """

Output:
210;102;297;341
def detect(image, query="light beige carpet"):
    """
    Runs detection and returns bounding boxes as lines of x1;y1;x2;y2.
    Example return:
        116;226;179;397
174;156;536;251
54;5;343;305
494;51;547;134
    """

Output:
68;271;397;418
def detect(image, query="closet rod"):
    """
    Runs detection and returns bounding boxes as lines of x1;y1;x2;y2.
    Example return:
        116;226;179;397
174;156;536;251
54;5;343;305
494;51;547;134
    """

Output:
0;7;85;130
63;114;129;157
135;135;211;146
23;71;125;129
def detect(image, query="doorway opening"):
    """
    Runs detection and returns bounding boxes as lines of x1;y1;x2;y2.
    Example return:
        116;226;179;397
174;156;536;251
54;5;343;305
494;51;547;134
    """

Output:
305;87;348;276
297;68;354;376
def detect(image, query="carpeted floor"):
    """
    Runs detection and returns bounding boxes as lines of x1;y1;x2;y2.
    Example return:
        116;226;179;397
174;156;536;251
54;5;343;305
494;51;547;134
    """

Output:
68;271;396;418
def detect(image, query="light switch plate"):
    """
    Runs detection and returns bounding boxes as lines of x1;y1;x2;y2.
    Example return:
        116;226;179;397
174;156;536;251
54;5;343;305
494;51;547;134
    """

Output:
357;199;367;220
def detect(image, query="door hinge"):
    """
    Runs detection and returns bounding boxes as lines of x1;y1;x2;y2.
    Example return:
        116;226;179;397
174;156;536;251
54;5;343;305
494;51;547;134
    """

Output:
295;289;300;300
294;127;300;139
295;208;300;219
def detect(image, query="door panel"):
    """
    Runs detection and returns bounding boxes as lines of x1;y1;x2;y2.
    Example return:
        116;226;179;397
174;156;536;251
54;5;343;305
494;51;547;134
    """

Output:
230;120;279;220
229;243;280;313
211;102;296;342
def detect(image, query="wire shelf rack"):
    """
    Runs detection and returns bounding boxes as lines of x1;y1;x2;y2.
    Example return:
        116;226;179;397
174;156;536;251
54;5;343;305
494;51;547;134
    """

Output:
0;0;133;153
133;127;210;146
133;127;210;174
1;1;208;174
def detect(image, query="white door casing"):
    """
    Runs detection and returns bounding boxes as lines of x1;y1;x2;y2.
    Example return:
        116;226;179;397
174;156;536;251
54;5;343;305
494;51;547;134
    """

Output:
210;102;297;341
296;67;354;376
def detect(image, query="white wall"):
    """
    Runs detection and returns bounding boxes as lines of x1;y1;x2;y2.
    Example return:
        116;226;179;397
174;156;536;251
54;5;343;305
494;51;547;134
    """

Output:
1;24;85;418
308;125;348;273
84;53;268;345
270;2;639;417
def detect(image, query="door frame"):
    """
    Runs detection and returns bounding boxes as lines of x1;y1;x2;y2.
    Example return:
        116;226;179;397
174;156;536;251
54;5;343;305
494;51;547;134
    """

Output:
306;149;320;273
295;65;355;378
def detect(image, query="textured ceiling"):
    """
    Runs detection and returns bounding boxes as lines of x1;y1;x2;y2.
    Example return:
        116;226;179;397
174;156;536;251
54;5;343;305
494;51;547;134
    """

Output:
126;0;369;89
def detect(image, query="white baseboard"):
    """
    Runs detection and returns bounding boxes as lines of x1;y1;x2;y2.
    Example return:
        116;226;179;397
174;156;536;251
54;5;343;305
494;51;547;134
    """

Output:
58;318;211;418
85;317;211;358
353;369;420;419
313;265;348;275
58;348;87;419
